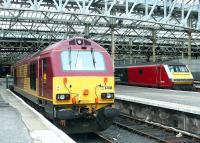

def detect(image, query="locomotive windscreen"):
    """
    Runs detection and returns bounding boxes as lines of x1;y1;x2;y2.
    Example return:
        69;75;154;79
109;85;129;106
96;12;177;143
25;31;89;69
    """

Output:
168;65;189;73
61;50;106;71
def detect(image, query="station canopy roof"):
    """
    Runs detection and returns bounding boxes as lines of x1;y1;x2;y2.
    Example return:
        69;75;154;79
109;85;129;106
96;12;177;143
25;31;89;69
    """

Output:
0;0;200;64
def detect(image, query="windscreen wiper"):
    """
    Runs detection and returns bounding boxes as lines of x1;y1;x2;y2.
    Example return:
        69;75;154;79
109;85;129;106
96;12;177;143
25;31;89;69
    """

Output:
91;48;96;69
74;50;79;70
69;47;71;70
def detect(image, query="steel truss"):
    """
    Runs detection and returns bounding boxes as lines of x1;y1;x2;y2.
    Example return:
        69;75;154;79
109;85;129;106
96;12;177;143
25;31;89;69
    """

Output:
0;0;200;64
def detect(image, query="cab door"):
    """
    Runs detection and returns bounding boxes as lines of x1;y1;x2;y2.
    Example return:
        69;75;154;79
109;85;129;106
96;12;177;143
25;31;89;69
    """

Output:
39;58;48;97
156;66;161;86
160;65;169;87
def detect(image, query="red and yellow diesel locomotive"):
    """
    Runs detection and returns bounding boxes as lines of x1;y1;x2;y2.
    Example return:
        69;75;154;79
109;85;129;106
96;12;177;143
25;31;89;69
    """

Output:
115;62;194;90
13;38;119;133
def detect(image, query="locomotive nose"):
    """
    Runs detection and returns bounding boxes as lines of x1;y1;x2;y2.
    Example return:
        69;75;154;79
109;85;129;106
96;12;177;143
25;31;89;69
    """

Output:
53;76;115;107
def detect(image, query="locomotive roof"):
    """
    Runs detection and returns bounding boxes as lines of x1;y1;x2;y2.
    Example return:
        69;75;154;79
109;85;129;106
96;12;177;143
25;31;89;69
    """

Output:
116;60;186;68
41;37;106;53
14;37;107;66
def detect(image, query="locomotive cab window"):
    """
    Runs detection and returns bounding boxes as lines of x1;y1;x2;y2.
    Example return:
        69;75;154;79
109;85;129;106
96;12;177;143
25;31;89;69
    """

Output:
42;59;48;84
30;63;36;90
61;50;106;71
168;65;189;73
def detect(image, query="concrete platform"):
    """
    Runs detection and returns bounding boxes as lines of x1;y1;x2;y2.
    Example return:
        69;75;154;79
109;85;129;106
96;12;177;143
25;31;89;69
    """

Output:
115;85;200;135
116;85;200;115
0;86;75;143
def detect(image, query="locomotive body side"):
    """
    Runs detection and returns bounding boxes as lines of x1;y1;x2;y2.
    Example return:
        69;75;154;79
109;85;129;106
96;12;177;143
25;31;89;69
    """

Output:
14;57;40;102
115;64;172;88
115;63;193;90
127;64;172;88
13;38;119;133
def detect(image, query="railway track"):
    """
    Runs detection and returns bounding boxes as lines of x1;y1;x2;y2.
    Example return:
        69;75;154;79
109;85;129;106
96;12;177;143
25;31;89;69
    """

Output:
69;133;115;143
93;133;115;143
113;114;200;143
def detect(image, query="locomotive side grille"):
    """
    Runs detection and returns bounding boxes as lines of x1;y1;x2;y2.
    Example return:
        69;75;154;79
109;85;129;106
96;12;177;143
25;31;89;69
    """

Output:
69;39;76;45
84;40;91;45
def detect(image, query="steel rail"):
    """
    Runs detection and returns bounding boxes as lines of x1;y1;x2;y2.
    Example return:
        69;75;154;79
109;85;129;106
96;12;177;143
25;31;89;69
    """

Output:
113;114;200;143
94;133;115;143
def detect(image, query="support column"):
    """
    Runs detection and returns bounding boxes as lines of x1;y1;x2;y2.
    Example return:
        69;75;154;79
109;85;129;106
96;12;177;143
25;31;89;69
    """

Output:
181;42;184;59
182;51;184;59
111;28;115;66
197;1;200;29
84;24;89;38
109;8;116;66
129;38;133;64
152;30;156;62
188;30;192;70
123;54;126;65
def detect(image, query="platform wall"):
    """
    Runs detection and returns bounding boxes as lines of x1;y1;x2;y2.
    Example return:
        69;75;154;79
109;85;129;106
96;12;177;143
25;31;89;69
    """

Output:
116;99;200;135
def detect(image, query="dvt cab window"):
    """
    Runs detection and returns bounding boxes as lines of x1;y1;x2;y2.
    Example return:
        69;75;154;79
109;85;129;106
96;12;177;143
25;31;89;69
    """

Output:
168;65;189;73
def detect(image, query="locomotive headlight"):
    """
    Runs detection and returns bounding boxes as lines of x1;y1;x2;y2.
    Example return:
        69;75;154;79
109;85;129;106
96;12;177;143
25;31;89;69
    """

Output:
101;93;114;99
76;39;83;45
56;94;70;100
60;94;66;100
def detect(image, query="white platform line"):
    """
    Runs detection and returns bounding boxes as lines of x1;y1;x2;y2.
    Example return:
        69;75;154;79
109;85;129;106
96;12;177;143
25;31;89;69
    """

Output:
116;94;200;115
7;89;76;143
116;85;200;94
